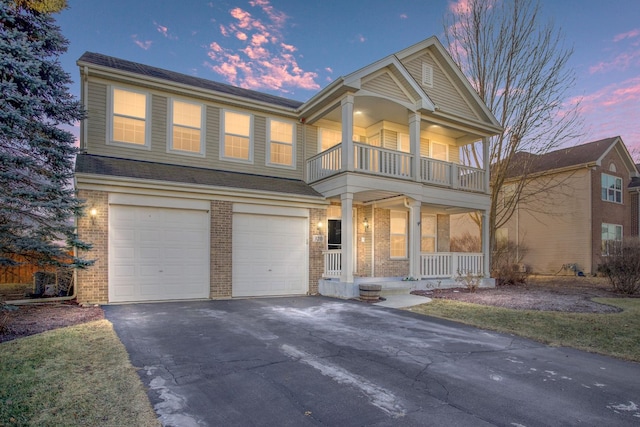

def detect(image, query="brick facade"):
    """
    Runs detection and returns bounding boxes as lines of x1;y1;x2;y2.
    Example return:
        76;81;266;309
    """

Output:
210;200;233;298
76;189;109;303
372;208;410;277
308;208;326;294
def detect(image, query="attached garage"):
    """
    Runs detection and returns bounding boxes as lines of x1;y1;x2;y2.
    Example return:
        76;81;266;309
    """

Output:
108;195;210;303
232;204;308;297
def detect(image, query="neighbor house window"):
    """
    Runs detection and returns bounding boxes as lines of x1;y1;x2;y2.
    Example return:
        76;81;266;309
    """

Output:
390;210;408;258
267;119;295;167
169;99;204;155
602;223;622;256
601;173;622;203
421;214;437;252
110;87;149;147
221;110;252;162
319;128;341;151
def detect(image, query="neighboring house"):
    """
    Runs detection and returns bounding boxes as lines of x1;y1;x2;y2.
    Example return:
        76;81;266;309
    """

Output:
481;137;639;275
74;36;502;304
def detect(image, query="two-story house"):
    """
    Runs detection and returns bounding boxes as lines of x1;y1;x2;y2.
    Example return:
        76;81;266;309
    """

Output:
74;36;502;303
472;136;639;275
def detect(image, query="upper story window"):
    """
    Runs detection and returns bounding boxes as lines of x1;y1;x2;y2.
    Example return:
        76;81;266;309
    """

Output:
430;141;448;161
390;210;408;258
221;110;252;162
397;133;410;153
601;173;622;204
109;87;149;148
319;128;341;151
169;99;204;156
267;119;295;168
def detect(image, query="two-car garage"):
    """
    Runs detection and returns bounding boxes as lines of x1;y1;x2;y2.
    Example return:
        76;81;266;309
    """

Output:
107;195;309;303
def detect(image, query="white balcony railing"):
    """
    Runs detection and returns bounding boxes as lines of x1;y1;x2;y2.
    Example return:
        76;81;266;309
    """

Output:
307;144;485;193
323;250;342;278
419;253;483;278
323;250;483;279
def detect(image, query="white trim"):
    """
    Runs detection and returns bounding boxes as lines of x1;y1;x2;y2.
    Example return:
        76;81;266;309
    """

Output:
233;203;308;218
109;193;210;210
167;98;206;157
266;118;297;170
220;109;254;164
107;85;151;150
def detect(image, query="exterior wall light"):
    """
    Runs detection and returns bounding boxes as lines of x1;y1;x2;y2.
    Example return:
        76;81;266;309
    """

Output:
363;217;369;231
89;208;98;217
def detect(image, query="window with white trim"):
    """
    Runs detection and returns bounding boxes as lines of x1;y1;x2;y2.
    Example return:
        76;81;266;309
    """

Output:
601;173;622;203
431;141;448;161
169;99;204;155
390;210;408;258
110;87;149;147
319;128;341;151
267;119;295;167
221;110;252;162
398;133;410;153
421;214;437;252
602;223;622;256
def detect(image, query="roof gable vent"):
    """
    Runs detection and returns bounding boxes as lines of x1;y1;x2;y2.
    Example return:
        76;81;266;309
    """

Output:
421;62;433;88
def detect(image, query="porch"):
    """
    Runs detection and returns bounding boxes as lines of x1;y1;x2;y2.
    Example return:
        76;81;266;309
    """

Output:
307;142;486;193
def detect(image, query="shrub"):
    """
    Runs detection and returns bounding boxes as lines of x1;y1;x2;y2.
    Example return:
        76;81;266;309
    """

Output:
492;240;529;286
455;270;482;292
599;239;640;295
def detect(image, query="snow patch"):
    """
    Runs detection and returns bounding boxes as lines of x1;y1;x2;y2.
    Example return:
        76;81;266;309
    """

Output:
490;374;503;381
144;366;203;427
281;344;406;417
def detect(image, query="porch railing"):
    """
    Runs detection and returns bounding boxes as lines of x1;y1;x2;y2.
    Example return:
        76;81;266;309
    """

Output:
354;142;412;178
323;250;342;278
307;144;485;193
322;250;483;279
420;252;483;278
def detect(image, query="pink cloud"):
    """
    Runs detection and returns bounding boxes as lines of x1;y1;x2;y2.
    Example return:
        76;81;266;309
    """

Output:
357;34;366;43
613;29;640;42
131;35;152;50
589;49;640;74
400;13;408;19
207;0;319;93
154;22;177;40
325;67;333;73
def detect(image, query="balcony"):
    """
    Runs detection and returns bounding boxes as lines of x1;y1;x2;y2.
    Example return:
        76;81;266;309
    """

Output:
307;143;485;193
323;250;484;279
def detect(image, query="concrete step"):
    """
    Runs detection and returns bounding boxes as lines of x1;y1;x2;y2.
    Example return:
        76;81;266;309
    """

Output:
379;284;413;296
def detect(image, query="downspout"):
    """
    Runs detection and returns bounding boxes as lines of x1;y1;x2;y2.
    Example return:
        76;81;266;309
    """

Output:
81;65;89;152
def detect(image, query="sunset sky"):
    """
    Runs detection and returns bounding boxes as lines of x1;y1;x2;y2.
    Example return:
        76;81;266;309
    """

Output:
55;0;640;155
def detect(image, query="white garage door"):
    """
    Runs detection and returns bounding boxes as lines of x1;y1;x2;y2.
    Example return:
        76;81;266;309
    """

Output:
109;205;209;302
233;213;308;297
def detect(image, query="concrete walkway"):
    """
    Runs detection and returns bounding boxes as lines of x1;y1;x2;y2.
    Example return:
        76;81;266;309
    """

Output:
373;293;432;308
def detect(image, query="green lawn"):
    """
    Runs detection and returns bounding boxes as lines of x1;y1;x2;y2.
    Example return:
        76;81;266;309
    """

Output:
408;297;640;362
0;320;159;427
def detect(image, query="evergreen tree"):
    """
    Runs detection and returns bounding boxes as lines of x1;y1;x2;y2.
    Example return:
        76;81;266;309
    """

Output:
0;0;91;269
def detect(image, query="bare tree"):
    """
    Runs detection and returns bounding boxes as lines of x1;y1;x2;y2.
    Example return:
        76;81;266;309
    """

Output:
443;0;583;260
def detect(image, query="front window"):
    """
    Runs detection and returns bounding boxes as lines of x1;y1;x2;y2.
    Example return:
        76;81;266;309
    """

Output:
602;223;622;256
110;87;148;147
390;210;408;258
268;119;295;167
169;99;203;155
421;214;437;252
601;173;622;203
222;110;252;162
398;133;410;153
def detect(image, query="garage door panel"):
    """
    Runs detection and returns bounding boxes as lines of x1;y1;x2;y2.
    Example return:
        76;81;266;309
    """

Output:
233;213;307;297
109;205;210;302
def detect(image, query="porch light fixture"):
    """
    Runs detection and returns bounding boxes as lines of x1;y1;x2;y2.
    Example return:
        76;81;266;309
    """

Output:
317;221;323;232
363;217;369;231
89;208;97;218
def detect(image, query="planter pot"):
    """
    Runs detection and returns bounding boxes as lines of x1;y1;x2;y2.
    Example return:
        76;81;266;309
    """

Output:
359;284;382;302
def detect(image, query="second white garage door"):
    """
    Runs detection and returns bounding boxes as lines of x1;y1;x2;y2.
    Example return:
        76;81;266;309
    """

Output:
232;213;308;297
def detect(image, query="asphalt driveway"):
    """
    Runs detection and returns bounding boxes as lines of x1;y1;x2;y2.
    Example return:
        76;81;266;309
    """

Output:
105;297;640;426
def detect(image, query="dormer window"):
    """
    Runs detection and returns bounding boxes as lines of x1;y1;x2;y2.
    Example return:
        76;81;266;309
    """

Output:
109;87;150;148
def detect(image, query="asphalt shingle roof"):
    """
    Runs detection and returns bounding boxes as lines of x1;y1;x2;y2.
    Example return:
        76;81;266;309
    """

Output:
75;154;324;199
78;52;304;110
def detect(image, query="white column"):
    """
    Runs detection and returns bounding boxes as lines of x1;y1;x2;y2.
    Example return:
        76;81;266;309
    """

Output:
341;94;355;172
482;210;490;277
340;192;354;283
409;112;421;181
483;137;490;193
407;199;422;279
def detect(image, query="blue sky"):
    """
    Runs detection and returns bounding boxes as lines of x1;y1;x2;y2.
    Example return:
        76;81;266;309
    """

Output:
55;0;640;153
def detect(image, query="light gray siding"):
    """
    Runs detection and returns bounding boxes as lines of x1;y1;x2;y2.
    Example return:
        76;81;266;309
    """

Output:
361;72;412;103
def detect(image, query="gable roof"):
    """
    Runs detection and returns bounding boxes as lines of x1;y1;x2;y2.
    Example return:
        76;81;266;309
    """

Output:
505;136;638;179
77;52;303;110
75;154;323;199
